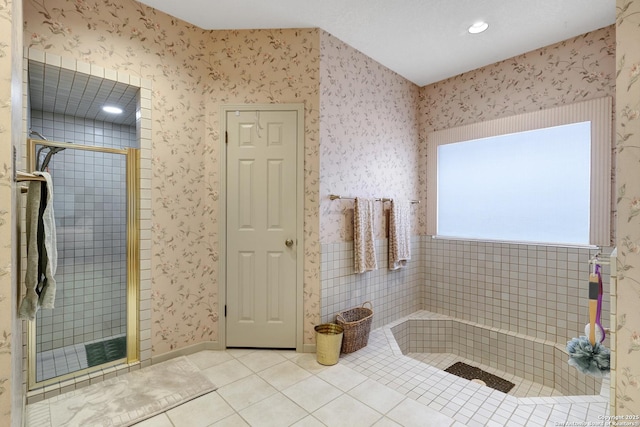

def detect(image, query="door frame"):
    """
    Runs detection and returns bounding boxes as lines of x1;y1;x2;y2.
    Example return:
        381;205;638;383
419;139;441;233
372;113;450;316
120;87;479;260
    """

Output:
219;103;305;352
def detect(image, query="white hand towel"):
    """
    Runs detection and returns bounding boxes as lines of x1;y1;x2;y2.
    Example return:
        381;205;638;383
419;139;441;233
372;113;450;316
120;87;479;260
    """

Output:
389;199;411;270
354;198;377;273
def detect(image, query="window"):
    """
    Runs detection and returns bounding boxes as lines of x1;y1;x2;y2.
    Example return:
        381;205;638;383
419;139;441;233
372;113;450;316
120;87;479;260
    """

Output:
427;97;611;246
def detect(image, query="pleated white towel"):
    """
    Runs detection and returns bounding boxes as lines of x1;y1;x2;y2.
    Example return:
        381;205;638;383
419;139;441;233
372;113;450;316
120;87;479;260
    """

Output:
389;199;411;270
354;197;377;273
19;171;58;320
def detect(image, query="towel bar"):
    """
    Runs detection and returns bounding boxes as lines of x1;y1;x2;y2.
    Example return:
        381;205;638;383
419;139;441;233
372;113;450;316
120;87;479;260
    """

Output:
329;194;419;204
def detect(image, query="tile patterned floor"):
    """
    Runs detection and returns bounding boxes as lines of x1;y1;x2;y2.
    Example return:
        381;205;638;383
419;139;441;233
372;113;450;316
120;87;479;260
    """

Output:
338;326;609;426
407;352;563;398
27;324;610;427
36;334;126;382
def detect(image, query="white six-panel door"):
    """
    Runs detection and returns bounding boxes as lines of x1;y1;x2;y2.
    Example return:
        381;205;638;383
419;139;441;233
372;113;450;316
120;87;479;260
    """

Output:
226;109;299;348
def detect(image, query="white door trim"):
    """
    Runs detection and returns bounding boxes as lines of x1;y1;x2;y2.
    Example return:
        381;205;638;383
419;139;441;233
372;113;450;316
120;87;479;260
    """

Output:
219;103;305;352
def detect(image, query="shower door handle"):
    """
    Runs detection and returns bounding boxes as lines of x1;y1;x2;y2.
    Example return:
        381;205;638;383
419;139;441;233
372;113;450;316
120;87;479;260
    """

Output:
285;239;294;247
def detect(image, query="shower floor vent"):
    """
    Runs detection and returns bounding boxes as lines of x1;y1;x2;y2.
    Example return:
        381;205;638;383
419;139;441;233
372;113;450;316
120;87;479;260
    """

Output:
85;336;127;367
444;362;515;394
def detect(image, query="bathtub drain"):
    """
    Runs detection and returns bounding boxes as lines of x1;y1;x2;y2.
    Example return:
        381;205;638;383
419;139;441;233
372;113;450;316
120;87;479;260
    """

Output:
444;362;515;393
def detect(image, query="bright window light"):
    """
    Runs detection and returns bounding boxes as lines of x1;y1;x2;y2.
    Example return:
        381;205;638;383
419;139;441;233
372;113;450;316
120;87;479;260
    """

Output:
436;122;592;245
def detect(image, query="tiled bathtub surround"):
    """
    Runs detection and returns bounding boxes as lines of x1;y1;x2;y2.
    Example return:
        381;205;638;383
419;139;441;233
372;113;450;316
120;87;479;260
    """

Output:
321;238;423;329
321;236;612;400
322;237;611;348
391;313;602;396
423;238;612;346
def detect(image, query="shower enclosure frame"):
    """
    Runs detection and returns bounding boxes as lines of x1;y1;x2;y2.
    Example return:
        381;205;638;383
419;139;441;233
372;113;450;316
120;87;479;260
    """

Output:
25;138;140;390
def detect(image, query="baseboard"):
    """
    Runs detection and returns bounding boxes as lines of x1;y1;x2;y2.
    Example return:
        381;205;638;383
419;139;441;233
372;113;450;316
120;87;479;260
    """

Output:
152;340;315;365
151;341;222;365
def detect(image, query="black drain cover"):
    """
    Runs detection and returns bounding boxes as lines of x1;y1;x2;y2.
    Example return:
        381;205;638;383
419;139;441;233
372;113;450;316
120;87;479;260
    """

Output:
444;362;515;394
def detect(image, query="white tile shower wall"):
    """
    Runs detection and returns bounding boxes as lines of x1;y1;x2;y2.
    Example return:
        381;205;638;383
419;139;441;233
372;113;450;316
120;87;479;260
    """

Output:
321;237;424;329
31;111;135;353
30;110;138;149
423;238;612;346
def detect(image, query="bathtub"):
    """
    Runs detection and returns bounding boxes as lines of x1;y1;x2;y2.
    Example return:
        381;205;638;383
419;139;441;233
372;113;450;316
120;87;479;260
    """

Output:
385;311;604;397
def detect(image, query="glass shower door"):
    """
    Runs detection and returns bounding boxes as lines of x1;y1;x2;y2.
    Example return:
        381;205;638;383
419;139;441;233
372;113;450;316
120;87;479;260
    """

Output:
27;140;139;386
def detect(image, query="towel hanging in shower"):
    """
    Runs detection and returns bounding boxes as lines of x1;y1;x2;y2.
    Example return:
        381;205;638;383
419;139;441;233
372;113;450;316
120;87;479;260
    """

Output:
19;171;58;320
354;198;377;273
389;199;411;270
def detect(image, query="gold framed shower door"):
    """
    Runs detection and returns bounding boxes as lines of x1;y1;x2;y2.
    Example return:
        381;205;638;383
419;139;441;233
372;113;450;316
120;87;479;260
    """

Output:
25;138;140;390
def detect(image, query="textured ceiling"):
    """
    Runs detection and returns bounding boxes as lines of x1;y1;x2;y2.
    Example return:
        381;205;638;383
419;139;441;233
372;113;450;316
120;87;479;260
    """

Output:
137;0;615;87
28;60;138;126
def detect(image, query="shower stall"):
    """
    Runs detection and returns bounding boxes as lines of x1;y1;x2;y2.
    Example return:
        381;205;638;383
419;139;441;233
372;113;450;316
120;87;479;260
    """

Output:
25;59;140;388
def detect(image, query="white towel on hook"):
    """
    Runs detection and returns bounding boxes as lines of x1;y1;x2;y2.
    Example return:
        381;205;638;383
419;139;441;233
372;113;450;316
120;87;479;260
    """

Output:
389;199;411;270
19;171;57;320
354;198;377;273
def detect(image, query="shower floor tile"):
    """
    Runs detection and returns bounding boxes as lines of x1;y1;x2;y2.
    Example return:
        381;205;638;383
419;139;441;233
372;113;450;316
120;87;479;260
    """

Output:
36;334;123;382
406;352;562;398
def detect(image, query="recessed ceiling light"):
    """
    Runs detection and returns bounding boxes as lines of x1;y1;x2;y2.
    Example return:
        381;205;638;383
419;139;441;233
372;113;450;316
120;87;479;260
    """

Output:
468;21;489;34
102;105;123;114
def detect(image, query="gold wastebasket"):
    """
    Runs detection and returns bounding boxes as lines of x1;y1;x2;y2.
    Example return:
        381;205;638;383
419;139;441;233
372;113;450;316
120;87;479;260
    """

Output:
315;323;344;365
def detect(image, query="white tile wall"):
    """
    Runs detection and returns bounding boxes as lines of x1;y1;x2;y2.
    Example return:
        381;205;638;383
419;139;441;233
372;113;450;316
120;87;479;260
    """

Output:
320;236;612;398
423;239;612;346
30;112;135;373
321;238;423;329
23;50;153;399
30;110;138;149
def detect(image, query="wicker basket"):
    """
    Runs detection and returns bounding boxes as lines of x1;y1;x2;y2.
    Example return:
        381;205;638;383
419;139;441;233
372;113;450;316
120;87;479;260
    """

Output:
336;302;373;354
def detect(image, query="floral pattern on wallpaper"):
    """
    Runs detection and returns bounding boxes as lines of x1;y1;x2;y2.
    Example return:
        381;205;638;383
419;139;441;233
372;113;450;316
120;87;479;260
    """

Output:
0;0;14;420
24;0;321;351
615;0;640;414
419;26;617;242
319;31;422;244
420;26;615;132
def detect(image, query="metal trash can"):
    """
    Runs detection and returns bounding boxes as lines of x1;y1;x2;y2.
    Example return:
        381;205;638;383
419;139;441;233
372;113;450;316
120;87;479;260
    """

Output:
315;323;344;365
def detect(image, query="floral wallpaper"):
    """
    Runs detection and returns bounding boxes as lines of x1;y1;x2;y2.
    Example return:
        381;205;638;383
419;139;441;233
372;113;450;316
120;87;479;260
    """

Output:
417;19;640;415
420;26;615;132
1;0;23;421
419;25;617;241
9;0;639;420
319;31;421;243
614;0;640;415
22;0;321;354
0;1;12;421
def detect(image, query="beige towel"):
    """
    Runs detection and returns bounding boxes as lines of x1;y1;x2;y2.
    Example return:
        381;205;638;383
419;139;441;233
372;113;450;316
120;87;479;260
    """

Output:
19;172;57;320
389;199;411;270
354;198;377;273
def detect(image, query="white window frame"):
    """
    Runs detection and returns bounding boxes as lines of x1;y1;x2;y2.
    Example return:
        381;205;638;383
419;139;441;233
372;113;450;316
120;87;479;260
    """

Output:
426;97;612;247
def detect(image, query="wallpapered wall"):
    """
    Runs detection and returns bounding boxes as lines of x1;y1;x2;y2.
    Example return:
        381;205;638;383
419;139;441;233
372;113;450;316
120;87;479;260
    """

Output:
0;0;23;421
9;0;640;419
0;0;15;420
22;0;322;354
614;0;640;415
419;26;617;242
420;26;615;131
319;30;422;243
318;31;424;335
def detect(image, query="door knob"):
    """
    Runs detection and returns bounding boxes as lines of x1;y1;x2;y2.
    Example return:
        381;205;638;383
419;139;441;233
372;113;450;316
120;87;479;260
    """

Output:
285;239;294;247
